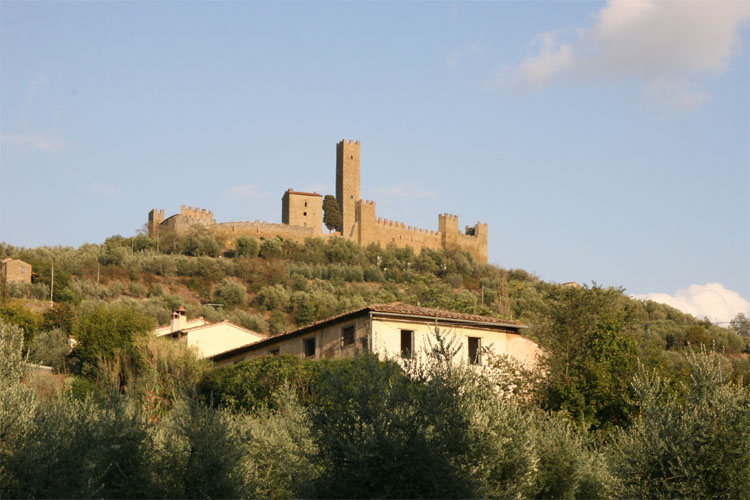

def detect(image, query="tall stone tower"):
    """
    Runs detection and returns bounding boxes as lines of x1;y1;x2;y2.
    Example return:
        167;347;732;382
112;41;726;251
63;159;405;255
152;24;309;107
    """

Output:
336;139;361;238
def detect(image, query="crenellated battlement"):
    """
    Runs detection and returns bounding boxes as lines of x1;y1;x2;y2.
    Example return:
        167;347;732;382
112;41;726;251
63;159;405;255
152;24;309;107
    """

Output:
180;205;214;218
374;217;438;235
146;139;488;262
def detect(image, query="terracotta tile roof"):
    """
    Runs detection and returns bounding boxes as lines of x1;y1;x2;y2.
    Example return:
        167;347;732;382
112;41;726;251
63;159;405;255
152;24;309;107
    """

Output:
366;302;525;326
285;189;322;197
211;302;525;362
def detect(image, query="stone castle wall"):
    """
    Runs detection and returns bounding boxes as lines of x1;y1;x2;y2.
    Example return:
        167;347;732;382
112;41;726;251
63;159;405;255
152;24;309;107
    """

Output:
147;139;489;262
212;220;329;247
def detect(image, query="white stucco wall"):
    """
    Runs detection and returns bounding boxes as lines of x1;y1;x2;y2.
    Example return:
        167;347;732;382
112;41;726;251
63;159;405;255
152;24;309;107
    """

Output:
186;323;265;358
370;318;541;370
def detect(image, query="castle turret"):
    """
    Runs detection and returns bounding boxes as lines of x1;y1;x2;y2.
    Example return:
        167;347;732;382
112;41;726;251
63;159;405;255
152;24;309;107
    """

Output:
336;139;361;239
282;189;323;234
148;209;165;237
438;213;459;248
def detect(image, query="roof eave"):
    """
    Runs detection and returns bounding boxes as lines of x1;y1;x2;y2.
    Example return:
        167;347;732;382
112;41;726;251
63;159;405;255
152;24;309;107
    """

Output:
370;310;527;329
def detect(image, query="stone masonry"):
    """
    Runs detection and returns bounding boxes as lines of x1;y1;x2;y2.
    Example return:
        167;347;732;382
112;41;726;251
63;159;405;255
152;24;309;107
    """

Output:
147;140;488;262
1;258;32;284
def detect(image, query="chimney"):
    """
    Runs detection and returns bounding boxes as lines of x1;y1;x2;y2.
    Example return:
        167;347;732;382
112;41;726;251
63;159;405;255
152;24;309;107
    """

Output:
170;306;187;333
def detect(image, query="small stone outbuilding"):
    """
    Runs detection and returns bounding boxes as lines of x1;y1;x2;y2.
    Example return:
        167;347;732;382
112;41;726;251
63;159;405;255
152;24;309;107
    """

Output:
1;258;32;284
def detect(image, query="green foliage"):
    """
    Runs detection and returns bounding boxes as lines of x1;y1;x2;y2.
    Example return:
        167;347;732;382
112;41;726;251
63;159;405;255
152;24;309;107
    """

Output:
0;319;37;457
269;310;288;334
239;390;320;499
28;328;70;371
149;398;244;498
227;309;269;333
235;235;260;258
259;237;284;259
611;349;750;499
537;285;639;430
254;284;290;311
6;281;50;300
42;302;75;334
0;301;42;345
30;261;80;303
199;355;313;413
322;194;342;232
179;226;222;257
306;354;478;498
730;312;750;338
73;302;155;375
3;396;152;499
212;278;247;308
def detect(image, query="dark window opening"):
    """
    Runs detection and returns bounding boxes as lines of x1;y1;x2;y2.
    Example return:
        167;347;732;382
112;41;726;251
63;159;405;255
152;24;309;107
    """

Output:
303;211;307;216
304;201;307;207
468;337;481;365
269;348;280;356
401;330;414;359
342;325;355;347
350;155;353;160
303;337;316;357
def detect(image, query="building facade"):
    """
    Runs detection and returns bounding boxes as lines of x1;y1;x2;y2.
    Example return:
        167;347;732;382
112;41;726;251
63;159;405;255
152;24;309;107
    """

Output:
1;258;32;284
154;307;266;359
148;140;488;262
212;303;541;370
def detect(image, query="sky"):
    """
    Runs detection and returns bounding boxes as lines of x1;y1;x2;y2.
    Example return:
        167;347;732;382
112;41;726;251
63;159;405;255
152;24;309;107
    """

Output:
1;1;749;322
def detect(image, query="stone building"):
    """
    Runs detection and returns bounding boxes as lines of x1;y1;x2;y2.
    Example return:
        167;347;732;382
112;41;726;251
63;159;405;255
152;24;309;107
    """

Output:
148;139;488;262
212;302;540;369
1;258;32;284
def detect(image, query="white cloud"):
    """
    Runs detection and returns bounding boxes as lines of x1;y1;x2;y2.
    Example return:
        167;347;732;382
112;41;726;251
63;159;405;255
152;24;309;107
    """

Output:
227;184;268;200
505;0;750;107
0;133;67;152
632;282;750;323
372;181;436;200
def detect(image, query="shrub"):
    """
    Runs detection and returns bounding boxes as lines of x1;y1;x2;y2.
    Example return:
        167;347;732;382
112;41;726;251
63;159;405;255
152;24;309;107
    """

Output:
0;301;42;345
235;236;260;259
610;349;750;499
73;303;156;375
213;278;247;308
128;281;148;298
28;328;70;371
269;310;288;335
228;310;269;333
199;355;312;413
260;237;284;259
254;285;290;311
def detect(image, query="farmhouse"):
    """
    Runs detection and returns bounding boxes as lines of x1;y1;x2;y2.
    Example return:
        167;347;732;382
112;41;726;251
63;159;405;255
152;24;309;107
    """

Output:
154;306;266;359
211;302;541;369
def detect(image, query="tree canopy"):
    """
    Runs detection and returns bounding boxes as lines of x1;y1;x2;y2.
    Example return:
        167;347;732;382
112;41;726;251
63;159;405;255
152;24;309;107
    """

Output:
322;194;342;232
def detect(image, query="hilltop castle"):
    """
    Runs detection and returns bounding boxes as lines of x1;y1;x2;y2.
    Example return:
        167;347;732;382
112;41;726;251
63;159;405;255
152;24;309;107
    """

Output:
147;140;488;262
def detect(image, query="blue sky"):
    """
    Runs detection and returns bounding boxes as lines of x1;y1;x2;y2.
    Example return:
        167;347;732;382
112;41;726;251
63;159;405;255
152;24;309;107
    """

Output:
1;1;749;321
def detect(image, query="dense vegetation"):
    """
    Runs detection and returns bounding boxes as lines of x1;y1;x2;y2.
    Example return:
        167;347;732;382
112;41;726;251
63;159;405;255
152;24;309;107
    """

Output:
1;230;749;498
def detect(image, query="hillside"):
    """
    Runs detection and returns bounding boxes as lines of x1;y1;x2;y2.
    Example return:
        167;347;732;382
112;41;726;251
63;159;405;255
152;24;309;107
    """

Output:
2;229;749;499
1;228;748;380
